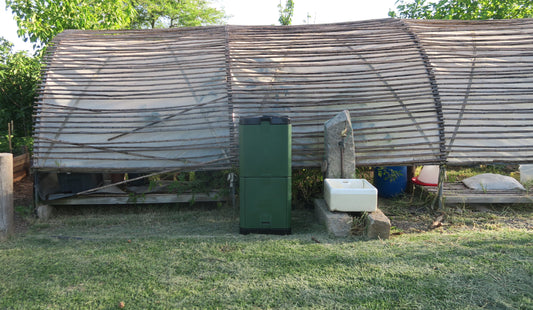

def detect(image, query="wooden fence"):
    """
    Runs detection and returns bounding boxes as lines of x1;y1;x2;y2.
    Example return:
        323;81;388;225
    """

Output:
13;153;30;182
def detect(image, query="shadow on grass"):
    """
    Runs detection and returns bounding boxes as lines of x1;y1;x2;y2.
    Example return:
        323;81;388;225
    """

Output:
1;222;531;309
28;203;348;243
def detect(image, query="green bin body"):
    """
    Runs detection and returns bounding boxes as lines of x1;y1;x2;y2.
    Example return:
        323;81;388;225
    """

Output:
239;116;291;234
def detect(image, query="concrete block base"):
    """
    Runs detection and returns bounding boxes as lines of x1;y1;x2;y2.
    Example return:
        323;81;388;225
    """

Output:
314;199;353;237
1;153;14;240
36;205;55;220
365;208;391;240
315;198;391;239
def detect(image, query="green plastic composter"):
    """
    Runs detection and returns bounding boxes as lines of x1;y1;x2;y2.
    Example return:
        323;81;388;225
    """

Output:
239;115;292;235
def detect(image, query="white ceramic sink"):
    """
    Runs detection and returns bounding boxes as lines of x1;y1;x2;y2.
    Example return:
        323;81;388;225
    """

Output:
324;179;377;212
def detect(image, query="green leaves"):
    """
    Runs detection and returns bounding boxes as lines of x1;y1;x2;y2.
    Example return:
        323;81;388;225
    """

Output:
278;0;295;26
0;37;41;140
6;0;226;49
130;0;226;29
7;0;135;49
390;0;533;20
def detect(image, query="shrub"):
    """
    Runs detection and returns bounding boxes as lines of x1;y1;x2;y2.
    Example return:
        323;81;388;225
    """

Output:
0;37;41;148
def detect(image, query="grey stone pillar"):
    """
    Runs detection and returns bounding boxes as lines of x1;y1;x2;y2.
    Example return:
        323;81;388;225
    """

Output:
0;153;14;239
324;110;356;179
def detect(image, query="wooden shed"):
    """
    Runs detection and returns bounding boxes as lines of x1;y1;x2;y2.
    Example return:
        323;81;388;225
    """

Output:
33;18;533;203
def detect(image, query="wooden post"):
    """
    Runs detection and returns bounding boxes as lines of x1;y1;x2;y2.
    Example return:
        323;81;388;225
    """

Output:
406;166;415;194
7;122;13;154
0;153;14;239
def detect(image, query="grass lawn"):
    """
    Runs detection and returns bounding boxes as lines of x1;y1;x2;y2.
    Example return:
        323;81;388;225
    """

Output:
1;201;532;309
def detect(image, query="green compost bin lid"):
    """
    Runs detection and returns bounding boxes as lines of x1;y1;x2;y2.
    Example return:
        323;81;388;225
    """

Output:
239;115;291;178
239;115;290;125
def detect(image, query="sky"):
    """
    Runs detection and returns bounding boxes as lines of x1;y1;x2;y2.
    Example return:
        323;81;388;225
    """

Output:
0;0;398;53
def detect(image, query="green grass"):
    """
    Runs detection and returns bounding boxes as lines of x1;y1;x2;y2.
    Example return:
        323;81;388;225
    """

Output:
1;204;532;309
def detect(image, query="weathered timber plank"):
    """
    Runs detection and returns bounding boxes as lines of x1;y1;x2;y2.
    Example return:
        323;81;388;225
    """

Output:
443;194;533;205
422;182;533;205
45;191;225;205
13;153;30;182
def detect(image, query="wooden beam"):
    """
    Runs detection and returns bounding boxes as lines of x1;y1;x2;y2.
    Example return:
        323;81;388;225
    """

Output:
442;195;533;205
45;191;225;206
13;153;30;182
0;153;14;239
422;182;533;205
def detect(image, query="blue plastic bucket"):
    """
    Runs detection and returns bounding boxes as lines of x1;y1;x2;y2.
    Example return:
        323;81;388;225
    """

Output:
374;166;407;198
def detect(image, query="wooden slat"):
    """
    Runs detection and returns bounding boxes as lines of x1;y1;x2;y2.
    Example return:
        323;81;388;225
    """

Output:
46;191;225;205
423;182;533;205
13;153;30;182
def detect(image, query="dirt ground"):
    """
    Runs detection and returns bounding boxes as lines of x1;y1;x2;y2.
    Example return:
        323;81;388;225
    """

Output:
14;176;33;206
378;193;533;234
13;176;34;234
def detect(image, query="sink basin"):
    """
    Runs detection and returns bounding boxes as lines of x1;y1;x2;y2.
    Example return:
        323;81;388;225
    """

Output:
324;179;377;212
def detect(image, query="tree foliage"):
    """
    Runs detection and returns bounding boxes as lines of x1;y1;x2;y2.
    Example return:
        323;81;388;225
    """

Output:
6;0;135;49
278;0;295;25
7;0;226;48
131;0;226;29
0;37;41;147
389;0;533;19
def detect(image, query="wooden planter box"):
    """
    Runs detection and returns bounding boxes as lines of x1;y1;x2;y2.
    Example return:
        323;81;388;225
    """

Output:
13;153;30;182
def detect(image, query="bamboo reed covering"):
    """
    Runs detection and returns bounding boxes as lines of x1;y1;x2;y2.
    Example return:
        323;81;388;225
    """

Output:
35;27;232;172
404;19;533;165
33;19;533;172
228;19;443;167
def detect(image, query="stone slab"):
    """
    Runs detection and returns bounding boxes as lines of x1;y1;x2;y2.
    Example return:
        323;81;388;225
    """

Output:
36;205;55;220
365;208;391;240
324;110;356;179
314;199;353;237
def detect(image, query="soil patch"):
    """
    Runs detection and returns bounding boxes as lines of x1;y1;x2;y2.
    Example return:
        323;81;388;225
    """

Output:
13;176;34;234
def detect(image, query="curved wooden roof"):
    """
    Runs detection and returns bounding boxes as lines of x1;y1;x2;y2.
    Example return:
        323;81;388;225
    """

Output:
34;18;533;172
